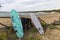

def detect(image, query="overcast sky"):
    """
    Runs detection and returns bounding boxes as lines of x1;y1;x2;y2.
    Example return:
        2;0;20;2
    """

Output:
0;0;60;12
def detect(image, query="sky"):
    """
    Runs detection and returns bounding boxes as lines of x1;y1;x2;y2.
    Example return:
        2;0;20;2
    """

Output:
0;0;60;12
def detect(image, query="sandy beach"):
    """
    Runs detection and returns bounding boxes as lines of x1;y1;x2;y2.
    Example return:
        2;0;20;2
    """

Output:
0;12;60;40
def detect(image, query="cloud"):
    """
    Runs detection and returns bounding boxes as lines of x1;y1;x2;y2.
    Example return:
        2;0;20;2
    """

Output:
0;0;60;11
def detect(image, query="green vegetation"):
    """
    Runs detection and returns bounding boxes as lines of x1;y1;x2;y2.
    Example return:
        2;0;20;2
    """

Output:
0;32;7;40
0;18;60;40
0;29;7;40
0;27;18;40
40;9;60;12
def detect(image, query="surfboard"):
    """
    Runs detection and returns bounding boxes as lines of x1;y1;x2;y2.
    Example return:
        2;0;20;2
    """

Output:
29;13;44;34
10;9;24;38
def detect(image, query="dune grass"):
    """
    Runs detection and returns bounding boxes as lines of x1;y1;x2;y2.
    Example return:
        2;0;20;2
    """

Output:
0;18;60;40
0;29;7;40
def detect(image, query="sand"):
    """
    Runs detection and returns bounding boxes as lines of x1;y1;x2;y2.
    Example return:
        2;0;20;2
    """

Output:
0;13;60;40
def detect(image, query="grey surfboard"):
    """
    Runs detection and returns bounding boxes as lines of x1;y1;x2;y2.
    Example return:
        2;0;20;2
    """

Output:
29;13;44;34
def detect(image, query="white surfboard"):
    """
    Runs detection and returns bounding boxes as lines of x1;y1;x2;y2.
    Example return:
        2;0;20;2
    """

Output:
29;13;44;34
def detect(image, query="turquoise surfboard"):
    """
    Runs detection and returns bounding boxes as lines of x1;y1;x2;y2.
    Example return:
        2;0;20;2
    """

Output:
10;9;24;38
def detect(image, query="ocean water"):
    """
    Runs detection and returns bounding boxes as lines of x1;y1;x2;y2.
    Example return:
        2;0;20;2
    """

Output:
0;12;51;17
